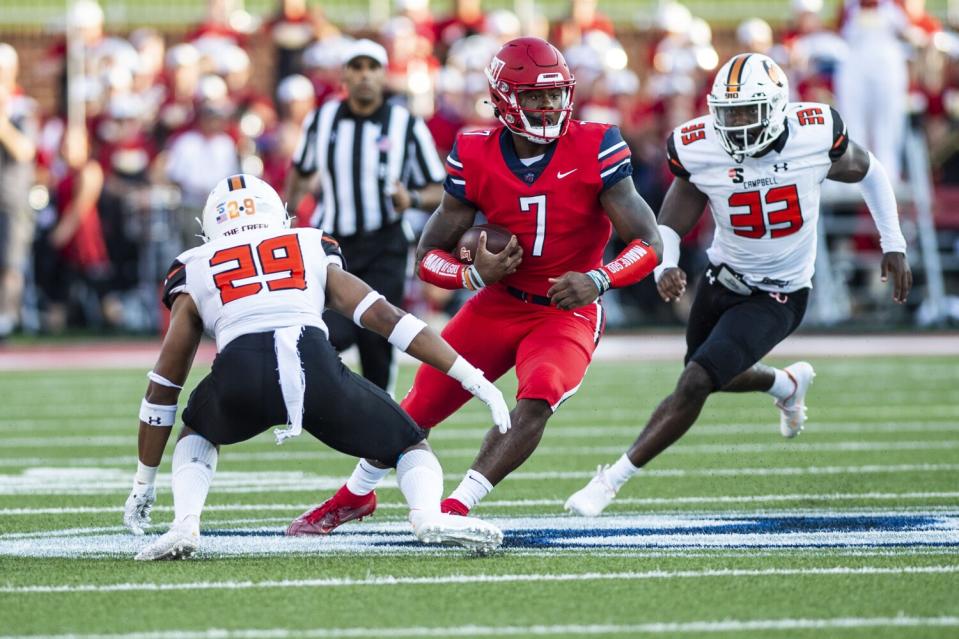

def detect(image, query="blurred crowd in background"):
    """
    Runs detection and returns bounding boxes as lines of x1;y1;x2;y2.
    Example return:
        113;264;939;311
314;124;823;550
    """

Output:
1;0;958;339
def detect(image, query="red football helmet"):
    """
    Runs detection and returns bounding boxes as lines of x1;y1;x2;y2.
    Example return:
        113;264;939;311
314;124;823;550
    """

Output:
485;37;576;144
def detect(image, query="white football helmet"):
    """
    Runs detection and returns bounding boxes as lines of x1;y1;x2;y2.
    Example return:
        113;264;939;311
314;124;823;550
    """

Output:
707;53;789;161
200;174;290;241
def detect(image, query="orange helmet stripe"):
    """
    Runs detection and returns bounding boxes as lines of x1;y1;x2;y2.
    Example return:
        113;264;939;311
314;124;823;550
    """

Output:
227;175;246;191
725;54;751;90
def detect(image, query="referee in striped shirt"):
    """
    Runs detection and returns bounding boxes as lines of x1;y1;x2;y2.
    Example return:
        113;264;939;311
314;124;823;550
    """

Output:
286;39;445;393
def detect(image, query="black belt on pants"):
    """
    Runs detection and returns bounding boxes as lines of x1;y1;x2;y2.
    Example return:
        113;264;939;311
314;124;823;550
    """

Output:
506;286;551;306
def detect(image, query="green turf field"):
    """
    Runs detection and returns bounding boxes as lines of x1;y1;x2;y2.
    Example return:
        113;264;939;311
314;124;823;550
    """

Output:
0;355;958;638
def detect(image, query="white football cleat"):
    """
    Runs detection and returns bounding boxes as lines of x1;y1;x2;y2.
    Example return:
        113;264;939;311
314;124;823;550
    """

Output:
123;482;156;536
776;361;816;438
565;465;617;517
134;517;200;561
411;512;503;554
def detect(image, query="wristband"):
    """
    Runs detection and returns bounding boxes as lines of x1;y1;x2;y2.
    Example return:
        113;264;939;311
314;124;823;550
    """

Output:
463;265;485;290
139;399;176;427
654;225;681;278
352;291;385;327
585;269;611;296
446;355;482;386
409;190;422;210
388;313;427;351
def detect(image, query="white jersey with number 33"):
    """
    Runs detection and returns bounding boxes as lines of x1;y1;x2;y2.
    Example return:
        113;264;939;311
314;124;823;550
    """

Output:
162;227;344;350
667;102;848;293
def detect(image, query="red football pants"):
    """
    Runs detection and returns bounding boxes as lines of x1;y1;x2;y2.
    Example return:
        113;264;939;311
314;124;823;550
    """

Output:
401;285;605;428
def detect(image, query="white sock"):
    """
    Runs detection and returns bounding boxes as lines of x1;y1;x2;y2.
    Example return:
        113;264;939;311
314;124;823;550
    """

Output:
396;448;443;518
767;368;796;401
171;434;218;531
448;469;493;510
346;459;391;496
605;454;640;491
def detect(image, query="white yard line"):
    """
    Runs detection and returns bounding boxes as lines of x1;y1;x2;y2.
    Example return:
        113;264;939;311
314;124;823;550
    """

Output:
4;617;959;638
1;420;957;438
1;464;958;495
2;566;958;595
1;438;957;460
3;493;959;517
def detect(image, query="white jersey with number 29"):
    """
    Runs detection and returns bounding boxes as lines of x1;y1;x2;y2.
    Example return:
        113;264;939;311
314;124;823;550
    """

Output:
667;102;848;293
162;227;344;350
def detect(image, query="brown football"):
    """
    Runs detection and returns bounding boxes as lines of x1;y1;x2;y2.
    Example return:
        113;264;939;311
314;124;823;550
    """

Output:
455;223;514;264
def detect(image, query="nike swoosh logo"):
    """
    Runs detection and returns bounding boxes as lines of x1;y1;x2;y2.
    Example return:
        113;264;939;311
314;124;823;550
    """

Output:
557;169;578;179
573;312;588;320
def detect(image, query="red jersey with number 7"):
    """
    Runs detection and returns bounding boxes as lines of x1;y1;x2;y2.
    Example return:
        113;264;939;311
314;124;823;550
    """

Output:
161;227;345;350
444;121;633;297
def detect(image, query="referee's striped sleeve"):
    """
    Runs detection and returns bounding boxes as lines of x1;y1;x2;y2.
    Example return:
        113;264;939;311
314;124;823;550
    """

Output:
292;108;320;176
410;117;446;184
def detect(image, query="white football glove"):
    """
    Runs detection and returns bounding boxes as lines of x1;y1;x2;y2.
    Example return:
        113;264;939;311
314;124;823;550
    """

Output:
123;480;156;536
462;373;512;434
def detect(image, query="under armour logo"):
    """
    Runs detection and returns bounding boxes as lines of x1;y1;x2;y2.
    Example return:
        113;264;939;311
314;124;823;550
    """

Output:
147;417;162;425
769;292;789;304
773;163;788;172
706;270;716;285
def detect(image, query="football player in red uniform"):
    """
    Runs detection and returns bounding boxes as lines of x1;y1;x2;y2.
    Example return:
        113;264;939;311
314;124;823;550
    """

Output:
288;37;662;534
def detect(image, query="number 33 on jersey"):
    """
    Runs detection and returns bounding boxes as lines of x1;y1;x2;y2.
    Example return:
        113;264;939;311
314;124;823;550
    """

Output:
667;102;849;292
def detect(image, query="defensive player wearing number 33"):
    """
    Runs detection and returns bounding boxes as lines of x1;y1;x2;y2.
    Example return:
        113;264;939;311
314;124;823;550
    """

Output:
287;36;662;533
124;174;511;559
565;53;913;516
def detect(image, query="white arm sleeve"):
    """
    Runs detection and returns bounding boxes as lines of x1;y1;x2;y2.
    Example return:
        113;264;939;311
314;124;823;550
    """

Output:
653;225;682;283
859;153;907;254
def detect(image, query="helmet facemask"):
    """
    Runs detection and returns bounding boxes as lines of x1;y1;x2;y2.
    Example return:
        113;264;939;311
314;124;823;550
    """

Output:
709;98;784;159
513;85;574;144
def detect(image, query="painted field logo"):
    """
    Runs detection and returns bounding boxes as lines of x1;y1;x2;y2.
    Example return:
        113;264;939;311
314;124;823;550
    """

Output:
1;513;955;558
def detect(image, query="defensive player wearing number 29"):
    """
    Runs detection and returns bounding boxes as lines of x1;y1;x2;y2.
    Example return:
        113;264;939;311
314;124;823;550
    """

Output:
123;174;510;558
565;53;912;517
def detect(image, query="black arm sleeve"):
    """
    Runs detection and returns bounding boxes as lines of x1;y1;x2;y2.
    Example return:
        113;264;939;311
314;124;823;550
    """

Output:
829;107;850;161
666;132;691;179
161;259;187;310
321;233;346;269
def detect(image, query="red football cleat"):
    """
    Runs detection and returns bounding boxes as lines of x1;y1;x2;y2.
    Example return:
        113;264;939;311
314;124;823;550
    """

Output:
440;497;470;516
286;487;377;536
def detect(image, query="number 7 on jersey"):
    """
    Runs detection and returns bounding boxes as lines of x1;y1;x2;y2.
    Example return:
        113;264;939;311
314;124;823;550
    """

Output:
519;195;546;256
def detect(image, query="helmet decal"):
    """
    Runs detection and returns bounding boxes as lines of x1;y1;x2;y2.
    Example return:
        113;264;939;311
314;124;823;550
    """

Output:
725;54;751;92
487;56;505;83
763;59;785;88
200;173;290;242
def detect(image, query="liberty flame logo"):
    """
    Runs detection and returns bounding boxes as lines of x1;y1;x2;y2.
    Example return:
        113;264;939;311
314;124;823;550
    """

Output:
487;56;506;84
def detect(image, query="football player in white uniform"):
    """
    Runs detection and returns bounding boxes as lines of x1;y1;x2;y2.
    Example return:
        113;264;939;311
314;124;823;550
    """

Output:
566;53;911;517
125;174;511;559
